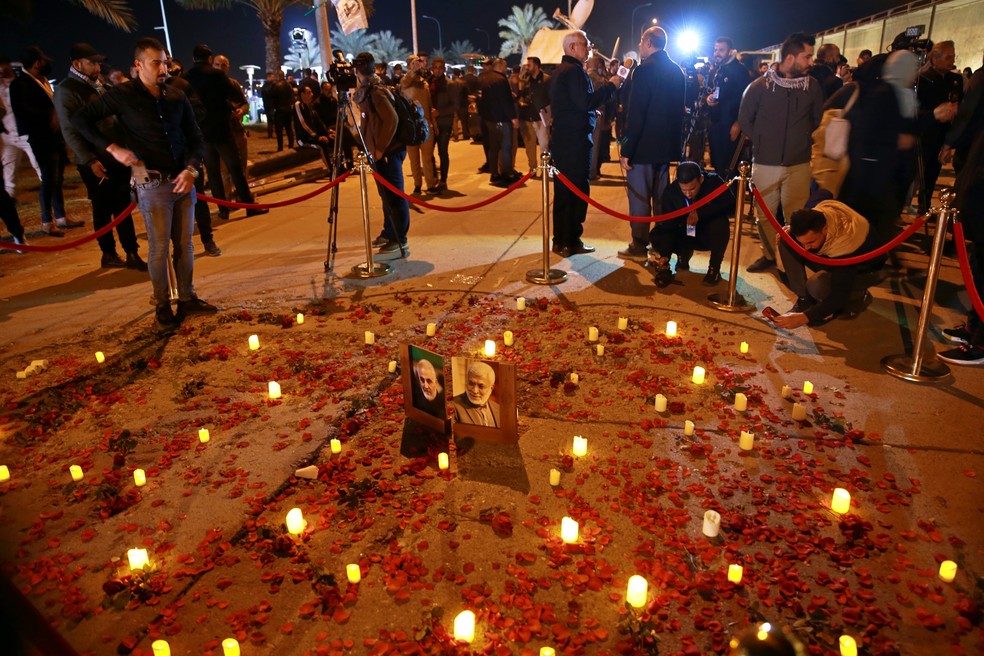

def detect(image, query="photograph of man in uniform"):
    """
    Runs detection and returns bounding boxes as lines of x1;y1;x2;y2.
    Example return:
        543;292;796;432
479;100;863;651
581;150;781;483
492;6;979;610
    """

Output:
452;361;500;427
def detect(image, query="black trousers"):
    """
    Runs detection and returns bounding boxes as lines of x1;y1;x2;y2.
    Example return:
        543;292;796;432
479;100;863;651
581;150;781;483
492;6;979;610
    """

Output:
708;121;739;178
435;118;453;182
203;137;255;216
651;216;731;270
78;161;138;255
551;139;592;247
274;108;295;151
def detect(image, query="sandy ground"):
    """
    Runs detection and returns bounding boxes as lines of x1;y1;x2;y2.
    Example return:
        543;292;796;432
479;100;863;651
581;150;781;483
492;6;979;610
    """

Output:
0;135;982;656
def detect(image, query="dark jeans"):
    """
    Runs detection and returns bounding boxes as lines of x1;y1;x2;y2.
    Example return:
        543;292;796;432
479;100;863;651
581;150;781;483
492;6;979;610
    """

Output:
484;120;515;178
551;138;591;247
435;118;453;182
78;161;139;255
274;108;295;151
203;137;255;215
708;121;739;178
0;187;24;239
192;170;213;244
919;138;944;212
31;141;67;223
135;181;196;305
373;149;410;243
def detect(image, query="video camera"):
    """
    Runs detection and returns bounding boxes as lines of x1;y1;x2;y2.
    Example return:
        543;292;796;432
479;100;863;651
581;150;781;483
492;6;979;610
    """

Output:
891;25;933;65
326;49;357;91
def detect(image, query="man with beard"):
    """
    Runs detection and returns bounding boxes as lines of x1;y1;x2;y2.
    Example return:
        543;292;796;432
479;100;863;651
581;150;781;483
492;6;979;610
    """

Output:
412;358;445;418
452;361;500;428
704;37;752;179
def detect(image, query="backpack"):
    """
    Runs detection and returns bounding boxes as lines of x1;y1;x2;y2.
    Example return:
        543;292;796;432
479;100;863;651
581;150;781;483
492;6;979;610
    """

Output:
386;86;430;147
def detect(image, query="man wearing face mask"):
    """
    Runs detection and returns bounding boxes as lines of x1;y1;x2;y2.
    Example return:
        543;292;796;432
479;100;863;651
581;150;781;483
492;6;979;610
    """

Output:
0;55;43;200
452;361;500;428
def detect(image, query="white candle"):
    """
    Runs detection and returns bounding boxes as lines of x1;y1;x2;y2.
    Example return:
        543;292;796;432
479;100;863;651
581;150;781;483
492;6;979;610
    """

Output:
95;351;106;363
133;469;146;487
222;638;240;656
739;431;754;450
539;648;556;656
666;321;677;337
388;360;397;373
127;548;149;571
792;403;806;421
426;322;437;336
248;334;260;350
781;385;792;399
484;340;496;357
618;317;628;330
453;610;476;643
588;326;599;342
702;510;720;537
596;344;604;356
0;465;9;482
839;635;857;656
625;575;648;608
296;313;304;324
438;452;449;470
330;438;342;454
654;394;667;412
561;517;579;543
803;381;814;395
572;436;587;457
740;341;749;353
516;297;526;311
199;428;210;443
831;488;851;514
692;366;705;384
684;420;695;436
727;564;743;584
734;393;747;412
151;640;171;656
939;560;957;583
285;508;306;535
549;469;561;486
70;465;84;482
268;381;282;399
346;563;362;583
570;373;579;384
503;330;514;346
364;331;375;345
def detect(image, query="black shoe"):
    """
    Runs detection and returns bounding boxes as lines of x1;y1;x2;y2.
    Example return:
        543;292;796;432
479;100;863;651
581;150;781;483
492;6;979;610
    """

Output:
412;185;422;194
203;240;222;257
246;208;269;217
125;252;148;271
101;252;127;269
218;209;230;221
477;163;490;174
942;324;971;344
790;296;817;313
377;239;408;253
676;256;691;271
568;243;596;255
11;234;26;254
747;256;775;272
654;265;674;288
552;242;565;255
489;176;507;187
504;170;522;182
177;296;219;316
556;246;572;258
155;303;179;331
702;267;722;286
937;344;984;366
843;290;873;319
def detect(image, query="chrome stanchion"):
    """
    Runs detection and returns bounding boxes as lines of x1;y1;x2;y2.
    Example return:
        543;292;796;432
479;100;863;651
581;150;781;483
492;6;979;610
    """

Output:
350;152;391;279
166;253;178;301
709;161;753;312
526;152;567;285
881;188;956;383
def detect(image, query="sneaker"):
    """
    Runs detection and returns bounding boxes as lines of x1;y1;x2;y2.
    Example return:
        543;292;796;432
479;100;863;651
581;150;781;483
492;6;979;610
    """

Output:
617;243;648;261
204;240;222;256
371;234;390;248
42;223;65;237
790;296;817;313
56;217;85;229
654;263;674;288
12;234;26;254
568;243;596;255
125;252;148;271
942;324;971;344
155;304;179;331
843;290;873;319
412;185;422;194
747;256;775;272
176;296;219;316
702;267;722;286
101;252;127;268
377;240;407;254
937;344;984;366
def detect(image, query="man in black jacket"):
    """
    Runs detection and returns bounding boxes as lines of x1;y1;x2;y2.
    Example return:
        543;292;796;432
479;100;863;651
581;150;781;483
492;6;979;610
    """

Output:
809;43;844;100
705;37;752;179
54;42;146;270
916;40;963;214
478;58;519;187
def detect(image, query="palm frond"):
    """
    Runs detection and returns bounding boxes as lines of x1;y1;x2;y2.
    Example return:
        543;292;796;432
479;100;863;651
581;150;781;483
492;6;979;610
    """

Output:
71;0;137;31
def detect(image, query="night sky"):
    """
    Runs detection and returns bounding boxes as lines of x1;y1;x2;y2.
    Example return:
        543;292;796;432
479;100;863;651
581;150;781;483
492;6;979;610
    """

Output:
3;0;912;81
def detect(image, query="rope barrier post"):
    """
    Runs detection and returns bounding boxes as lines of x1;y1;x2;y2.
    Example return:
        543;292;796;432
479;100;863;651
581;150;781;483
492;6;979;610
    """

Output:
708;161;753;312
881;188;956;383
526;152;567;285
166;254;178;302
349;152;391;279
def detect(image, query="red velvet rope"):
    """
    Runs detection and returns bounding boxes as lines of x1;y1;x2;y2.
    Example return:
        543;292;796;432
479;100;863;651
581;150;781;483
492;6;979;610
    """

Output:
371;170;533;211
554;170;732;223
751;186;928;266
198;170;353;208
953;222;984;323
0;203;137;253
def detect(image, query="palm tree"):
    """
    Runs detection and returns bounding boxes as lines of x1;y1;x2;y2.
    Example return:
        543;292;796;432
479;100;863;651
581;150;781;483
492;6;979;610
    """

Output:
371;31;409;65
329;27;374;61
447;39;479;66
1;0;136;31
497;3;551;61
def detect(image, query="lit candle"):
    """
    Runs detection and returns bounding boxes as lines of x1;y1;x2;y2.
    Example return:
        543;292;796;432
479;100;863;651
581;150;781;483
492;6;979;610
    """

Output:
654;394;667;412
838;635;857;656
0;465;9;482
516;297;526;311
364;331;375;345
484;340;496;357
453;610;476;643
666;321;677;337
95;351;105;363
831;488;851;514
692;366;705;384
727;564;743;584
285;508;306;535
702;510;720;537
625;574;648;608
127;548;149;571
199;428;210;443
561;517;579;543
781;385;792;399
388;360;397;373
803;381;814;395
151;640;171;656
792;403;807;421
503;330;514;346
939;560;957;583
572;436;587;457
346;563;362;584
684;420;695;436
70;465;84;482
739;431;754;450
588;326;599;342
438;452;449;470
330;438;342;454
539;648;556;656
222;638;241;656
570;373;578;384
740;341;749;353
268;381;282;399
248;334;260;351
596;344;604;356
426;322;437;336
549;469;561;486
734;393;747;412
133;469;146;487
296;313;304;324
618;317;628;330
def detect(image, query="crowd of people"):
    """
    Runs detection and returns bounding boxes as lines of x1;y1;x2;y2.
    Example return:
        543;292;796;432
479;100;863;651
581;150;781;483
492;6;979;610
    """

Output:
0;28;981;365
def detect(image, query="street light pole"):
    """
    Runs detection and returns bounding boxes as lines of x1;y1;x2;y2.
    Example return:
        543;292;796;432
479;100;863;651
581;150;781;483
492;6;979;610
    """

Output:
475;28;491;55
630;2;653;45
156;0;173;56
421;15;443;52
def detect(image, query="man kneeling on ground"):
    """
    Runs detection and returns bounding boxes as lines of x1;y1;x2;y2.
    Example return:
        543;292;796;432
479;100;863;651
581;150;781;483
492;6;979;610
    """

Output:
772;200;882;328
650;161;734;288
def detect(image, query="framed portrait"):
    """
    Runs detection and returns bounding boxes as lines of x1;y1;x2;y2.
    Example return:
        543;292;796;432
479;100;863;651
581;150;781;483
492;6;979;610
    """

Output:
450;357;518;444
401;344;450;434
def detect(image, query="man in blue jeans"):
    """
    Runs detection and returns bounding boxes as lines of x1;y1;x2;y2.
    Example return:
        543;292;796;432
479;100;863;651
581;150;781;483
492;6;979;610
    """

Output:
72;37;217;331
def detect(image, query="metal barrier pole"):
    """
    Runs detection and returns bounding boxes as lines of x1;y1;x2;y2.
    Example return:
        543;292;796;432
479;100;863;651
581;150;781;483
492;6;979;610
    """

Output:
708;161;752;312
350;152;391;279
526;152;567;285
881;188;956;383
166;253;178;301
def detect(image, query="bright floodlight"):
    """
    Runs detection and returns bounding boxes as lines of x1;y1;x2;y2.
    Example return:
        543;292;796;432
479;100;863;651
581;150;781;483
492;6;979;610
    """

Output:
677;30;699;54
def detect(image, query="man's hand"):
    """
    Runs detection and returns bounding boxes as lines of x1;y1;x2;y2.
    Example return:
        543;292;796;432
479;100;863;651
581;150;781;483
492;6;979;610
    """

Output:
90;160;108;180
729;122;741;142
933;101;958;122
172;169;195;195
511;118;519;128
106;144;138;166
619;156;632;171
686;210;698;226
608;75;623;89
940;144;954;164
705;94;719;107
772;312;809;329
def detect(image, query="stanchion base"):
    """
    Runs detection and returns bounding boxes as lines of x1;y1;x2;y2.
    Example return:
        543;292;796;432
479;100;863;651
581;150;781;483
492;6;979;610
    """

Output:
350;262;391;278
707;292;753;312
880;354;951;383
526;268;567;285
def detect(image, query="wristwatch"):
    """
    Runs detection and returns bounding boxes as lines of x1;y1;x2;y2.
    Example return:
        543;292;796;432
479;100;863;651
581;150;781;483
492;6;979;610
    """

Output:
184;166;200;179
